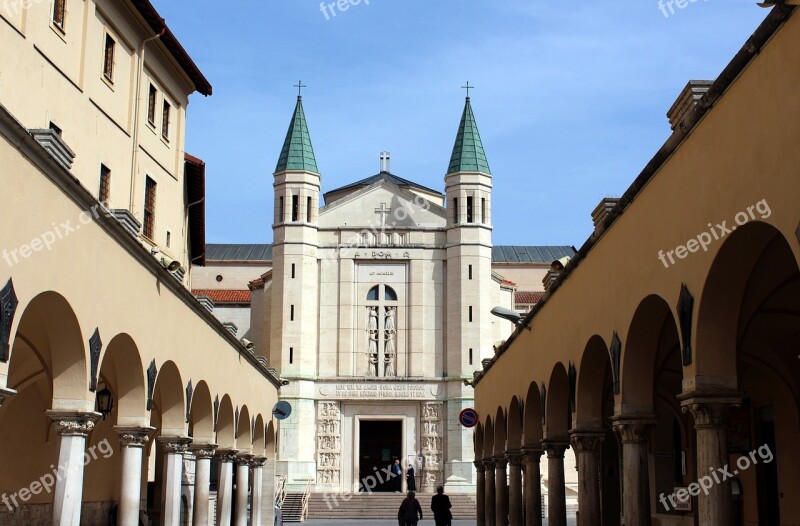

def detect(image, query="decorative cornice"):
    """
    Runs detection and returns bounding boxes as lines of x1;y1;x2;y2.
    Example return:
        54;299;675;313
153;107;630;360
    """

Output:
47;411;101;437
190;444;218;459
115;426;155;448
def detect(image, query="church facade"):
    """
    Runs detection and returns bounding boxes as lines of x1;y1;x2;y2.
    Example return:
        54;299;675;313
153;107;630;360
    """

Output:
194;96;575;494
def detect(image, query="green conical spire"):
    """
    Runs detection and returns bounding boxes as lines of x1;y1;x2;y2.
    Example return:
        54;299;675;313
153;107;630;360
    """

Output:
275;96;319;174
447;97;491;175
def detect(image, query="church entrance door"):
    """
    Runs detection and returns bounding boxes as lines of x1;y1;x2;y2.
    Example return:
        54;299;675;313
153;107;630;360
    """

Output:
358;420;403;493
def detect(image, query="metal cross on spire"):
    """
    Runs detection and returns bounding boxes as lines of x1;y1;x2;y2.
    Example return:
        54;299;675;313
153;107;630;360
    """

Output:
462;81;474;98
294;80;307;97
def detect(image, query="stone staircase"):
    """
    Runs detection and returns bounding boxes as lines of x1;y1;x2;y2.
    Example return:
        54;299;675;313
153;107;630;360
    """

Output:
281;493;308;522
306;492;477;520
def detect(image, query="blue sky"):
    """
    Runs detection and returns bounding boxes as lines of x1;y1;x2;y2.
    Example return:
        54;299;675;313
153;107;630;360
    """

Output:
153;0;768;247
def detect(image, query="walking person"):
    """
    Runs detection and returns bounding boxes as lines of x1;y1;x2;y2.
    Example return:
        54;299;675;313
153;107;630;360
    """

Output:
406;463;417;492
398;491;423;526
431;486;453;526
391;459;403;492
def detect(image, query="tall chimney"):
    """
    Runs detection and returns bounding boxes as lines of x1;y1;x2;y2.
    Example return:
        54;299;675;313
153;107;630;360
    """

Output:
380;151;391;173
667;80;713;131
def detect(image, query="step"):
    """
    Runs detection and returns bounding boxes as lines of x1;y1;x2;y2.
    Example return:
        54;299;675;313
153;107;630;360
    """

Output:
306;492;476;520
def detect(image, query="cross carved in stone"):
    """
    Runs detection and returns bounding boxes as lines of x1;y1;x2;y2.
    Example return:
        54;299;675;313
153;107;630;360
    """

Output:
375;203;391;226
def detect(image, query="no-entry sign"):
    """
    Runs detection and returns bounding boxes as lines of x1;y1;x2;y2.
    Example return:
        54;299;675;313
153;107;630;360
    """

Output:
459;408;479;428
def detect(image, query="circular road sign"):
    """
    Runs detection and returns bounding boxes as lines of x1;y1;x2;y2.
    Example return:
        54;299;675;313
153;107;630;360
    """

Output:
272;401;292;420
459;408;479;428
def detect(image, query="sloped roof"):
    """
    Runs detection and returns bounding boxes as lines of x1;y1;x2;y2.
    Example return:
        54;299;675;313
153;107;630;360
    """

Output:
275;96;318;173
492;246;577;264
206;244;273;261
448;97;491;175
192;289;251;304
323;171;443;205
516;291;545;305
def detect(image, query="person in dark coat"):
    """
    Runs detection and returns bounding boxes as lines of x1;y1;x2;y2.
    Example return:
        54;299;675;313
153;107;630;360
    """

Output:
398;491;423;526
406;464;417;492
391;459;403;492
431;485;453;526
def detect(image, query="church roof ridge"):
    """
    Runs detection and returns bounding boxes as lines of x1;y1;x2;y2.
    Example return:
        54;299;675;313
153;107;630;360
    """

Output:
275;96;319;174
323;171;443;205
447;97;491;175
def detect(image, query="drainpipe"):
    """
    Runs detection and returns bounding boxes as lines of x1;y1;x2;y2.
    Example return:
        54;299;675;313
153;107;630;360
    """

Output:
129;28;166;211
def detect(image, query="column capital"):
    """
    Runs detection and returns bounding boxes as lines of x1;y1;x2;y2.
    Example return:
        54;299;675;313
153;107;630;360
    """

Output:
505;450;524;467
156;436;191;454
569;430;605;452
492;455;508;469
610;415;656;443
115;426;155;448
190;444;218;459
520;446;542;465
483;458;496;470
678;391;742;429
235;454;254;467
541;439;570;459
46;411;101;437
251;457;268;467
0;387;16;406
217;448;239;463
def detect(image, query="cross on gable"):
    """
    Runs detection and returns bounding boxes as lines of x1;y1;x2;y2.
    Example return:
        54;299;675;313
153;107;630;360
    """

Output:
375;203;391;225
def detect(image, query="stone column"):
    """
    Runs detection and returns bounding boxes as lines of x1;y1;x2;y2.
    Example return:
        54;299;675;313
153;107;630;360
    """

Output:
46;411;100;526
116;427;154;526
494;456;509;526
474;460;486;526
569;431;605;526
484;459;496;526
506;451;523;526
234;455;252;526
611;416;655;526
521;447;542;526
680;392;740;526
251;458;267;526
158;437;191;526
191;444;216;526
542;440;569;526
216;449;237;526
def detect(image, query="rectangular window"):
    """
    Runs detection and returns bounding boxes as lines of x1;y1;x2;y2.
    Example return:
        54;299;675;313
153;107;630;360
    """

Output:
278;196;284;223
52;0;66;31
469;348;473;366
469;265;473;280
481;198;486;223
143;176;156;239
290;305;294;321
147;85;157;126
291;195;299;222
291;263;296;279
467;196;474;223
161;101;171;141
306;196;312;222
453;198;459;223
469;306;473;322
103;33;115;82
289;347;294;364
99;164;111;205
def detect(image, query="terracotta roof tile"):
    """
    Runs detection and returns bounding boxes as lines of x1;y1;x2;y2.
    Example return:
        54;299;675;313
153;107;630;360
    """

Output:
193;289;251;304
515;291;544;305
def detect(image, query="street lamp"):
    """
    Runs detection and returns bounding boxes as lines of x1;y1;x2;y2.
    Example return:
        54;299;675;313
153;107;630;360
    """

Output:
95;386;114;420
490;306;523;326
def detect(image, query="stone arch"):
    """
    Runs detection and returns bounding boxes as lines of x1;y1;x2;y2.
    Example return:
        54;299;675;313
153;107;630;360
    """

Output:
483;415;494;460
253;414;266;457
545;362;570;440
237;404;252;452
493;406;507;456
523;382;543;447
474;422;484;459
265;420;277;460
216;394;235;448
189;380;214;444
507;396;523;451
150;360;185;437
575;335;611;429
620;295;681;415
99;333;146;426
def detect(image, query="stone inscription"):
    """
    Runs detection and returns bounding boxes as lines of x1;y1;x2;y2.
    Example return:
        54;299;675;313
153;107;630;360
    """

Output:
330;383;429;399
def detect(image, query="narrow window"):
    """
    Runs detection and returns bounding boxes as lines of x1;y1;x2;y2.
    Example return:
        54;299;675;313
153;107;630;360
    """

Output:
147;85;157;126
306;196;312;222
453;198;459;223
291;263;296;279
468;264;473;280
161;101;171;141
466;196;474;223
278;196;284;222
469;348;473;366
290;305;295;321
469;306;473;322
52;0;66;31
289;347;294;364
166;231;171;248
99;164;111;206
103;33;116;82
481;198;486;223
291;195;299;222
143;176;157;239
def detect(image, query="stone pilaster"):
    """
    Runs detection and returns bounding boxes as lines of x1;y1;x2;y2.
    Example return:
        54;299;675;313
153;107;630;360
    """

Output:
116;427;154;526
569;431;605;526
475;460;486;526
484;459;496;526
47;411;101;526
421;402;444;492
680;391;741;526
611;416;655;526
191;445;217;526
521;447;542;526
542;440;569;526
316;401;341;489
506;451;523;526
